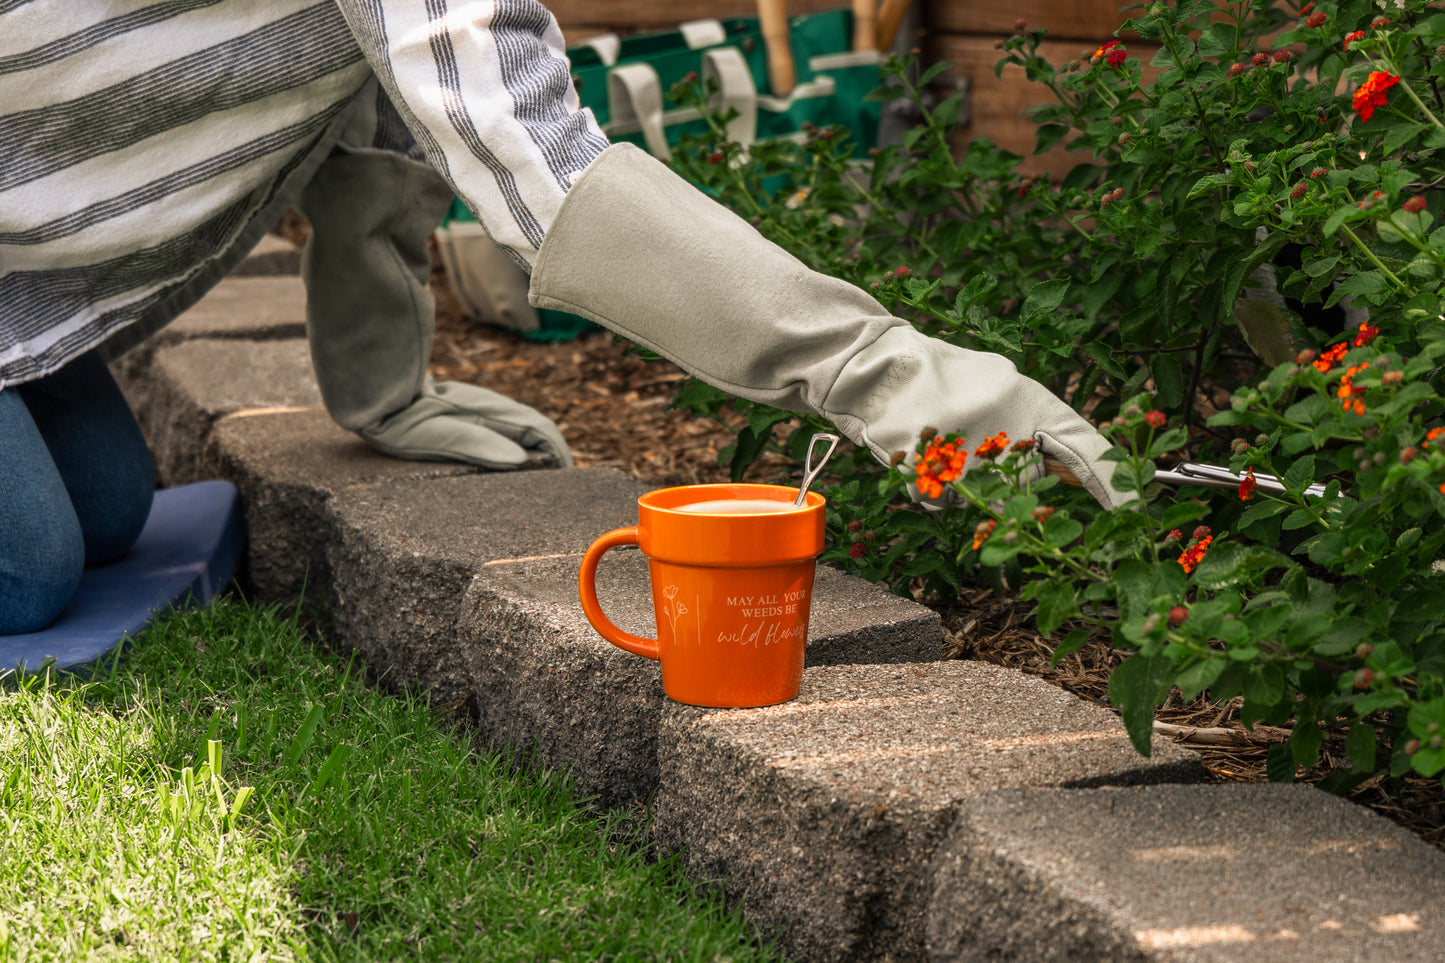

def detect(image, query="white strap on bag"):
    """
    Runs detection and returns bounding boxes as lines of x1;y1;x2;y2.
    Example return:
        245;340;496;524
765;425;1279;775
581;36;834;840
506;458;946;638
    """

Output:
581;33;622;67
701;47;758;150
678;19;727;49
607;63;672;160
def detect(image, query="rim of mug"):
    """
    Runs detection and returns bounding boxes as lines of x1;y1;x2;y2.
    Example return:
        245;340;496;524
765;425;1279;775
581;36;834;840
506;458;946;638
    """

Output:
639;482;825;515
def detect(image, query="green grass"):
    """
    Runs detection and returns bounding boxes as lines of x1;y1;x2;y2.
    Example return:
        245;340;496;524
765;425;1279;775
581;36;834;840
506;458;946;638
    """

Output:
0;599;783;962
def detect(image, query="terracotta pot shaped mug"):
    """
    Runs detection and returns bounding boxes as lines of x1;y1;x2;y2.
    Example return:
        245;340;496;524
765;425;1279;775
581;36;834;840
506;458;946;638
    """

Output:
579;483;825;708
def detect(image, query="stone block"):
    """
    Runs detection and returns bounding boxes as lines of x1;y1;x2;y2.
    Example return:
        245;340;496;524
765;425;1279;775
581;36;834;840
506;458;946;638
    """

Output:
202;407;475;604
110;276;307;385
324;469;646;713
929;782;1445;962
652;661;1206;962
124;338;322;485
230;233;302;277
455;549;941;806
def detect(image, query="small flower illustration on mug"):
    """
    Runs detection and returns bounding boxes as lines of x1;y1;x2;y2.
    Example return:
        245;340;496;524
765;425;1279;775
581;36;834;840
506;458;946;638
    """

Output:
662;585;691;640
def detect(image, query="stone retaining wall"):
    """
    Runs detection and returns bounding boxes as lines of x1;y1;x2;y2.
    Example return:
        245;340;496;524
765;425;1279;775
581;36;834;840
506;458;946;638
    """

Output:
108;244;1445;961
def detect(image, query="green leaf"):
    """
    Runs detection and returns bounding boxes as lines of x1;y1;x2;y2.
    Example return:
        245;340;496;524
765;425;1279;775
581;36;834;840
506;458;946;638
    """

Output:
1033;581;1078;636
1108;654;1173;756
1151;355;1184;409
1244;662;1285;709
1281;455;1316;493
1325;271;1387;309
1021;279;1070;321
1049;628;1093;667
1194;22;1235;58
1081;342;1129;381
1045;517;1084;548
1290;722;1323;769
955;272;998;313
1237;499;1287;530
1282;508;1317;531
1344;723;1377;774
1266;743;1297;783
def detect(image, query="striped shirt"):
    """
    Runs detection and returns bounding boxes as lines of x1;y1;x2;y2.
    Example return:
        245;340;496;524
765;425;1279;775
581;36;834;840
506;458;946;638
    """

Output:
0;0;610;386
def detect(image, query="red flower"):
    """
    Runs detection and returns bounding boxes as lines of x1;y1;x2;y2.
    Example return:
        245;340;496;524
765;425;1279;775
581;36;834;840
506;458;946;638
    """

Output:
1404;195;1428;213
1372;17;1392;28
915;434;967;499
1107;47;1128;67
1192;525;1212;541
1093;39;1123;60
1343;30;1365;51
1310;168;1328;179
895;265;911;278
1353;71;1400;123
1010;438;1038;453
1166;529;1182;542
1291;182;1308;199
1301;2;1314;12
1015;18;1028;31
1144;410;1167;428
849;542;867;559
1031;506;1055;522
1229;62;1248;77
1239;467;1258;501
1168;606;1188;627
1177;534;1214;573
1352;323;1379;347
1306;11;1327;28
974;432;1010;459
1272;50;1293;63
708;150;724;164
1252;52;1270;67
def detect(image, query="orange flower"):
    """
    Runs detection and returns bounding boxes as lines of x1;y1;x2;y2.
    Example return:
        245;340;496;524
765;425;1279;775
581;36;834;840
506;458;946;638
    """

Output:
1337;361;1371;414
972;519;997;551
1313;342;1349;373
1424;427;1445;449
974;432;1010;459
915;434;967;499
1177;534;1214;573
1239;468;1257;501
1353;71;1400;122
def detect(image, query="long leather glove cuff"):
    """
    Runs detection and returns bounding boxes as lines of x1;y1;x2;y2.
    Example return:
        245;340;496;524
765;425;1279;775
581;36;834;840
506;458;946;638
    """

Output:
530;144;1127;508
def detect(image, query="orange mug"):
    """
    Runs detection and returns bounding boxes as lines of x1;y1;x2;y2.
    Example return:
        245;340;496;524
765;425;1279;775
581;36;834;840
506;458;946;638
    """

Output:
579;483;825;708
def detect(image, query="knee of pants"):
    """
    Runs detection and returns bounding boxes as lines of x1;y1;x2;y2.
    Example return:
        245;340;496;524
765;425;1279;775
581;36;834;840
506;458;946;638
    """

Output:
81;446;155;568
0;510;85;635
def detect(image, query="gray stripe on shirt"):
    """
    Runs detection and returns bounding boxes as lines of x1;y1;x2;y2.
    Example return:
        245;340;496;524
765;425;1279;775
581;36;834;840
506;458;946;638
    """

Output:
0;4;360;190
491;0;608;191
0;102;346;246
424;0;544;248
0;0;227;75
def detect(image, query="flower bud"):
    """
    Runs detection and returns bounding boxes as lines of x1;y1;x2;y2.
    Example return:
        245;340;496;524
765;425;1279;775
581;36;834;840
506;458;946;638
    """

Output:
1255;434;1270;447
1382;370;1403;385
1168;606;1188;627
1353;668;1374;689
1014;18;1028;31
847;520;863;533
1231;438;1249;454
1296;348;1316;365
1406;738;1421;755
1357;643;1374;659
920;426;939;442
1229;62;1248;77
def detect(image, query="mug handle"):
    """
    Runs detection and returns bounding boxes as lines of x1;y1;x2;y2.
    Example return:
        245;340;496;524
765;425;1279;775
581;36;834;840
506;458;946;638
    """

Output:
579;527;661;661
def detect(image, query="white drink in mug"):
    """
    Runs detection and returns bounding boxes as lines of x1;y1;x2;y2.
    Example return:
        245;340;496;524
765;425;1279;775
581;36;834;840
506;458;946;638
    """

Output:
674;498;802;515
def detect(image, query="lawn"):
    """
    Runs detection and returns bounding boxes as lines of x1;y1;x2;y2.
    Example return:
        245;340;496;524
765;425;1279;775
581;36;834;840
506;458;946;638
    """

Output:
0;599;783;962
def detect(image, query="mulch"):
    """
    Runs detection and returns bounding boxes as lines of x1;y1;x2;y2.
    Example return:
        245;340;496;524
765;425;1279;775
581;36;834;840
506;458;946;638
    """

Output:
278;217;1445;848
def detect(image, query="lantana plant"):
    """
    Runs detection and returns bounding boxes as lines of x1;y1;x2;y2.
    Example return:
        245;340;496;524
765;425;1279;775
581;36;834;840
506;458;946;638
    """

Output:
659;1;1445;788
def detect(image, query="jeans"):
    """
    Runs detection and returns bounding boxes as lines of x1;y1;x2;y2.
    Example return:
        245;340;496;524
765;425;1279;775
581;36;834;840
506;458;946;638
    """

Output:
0;351;155;633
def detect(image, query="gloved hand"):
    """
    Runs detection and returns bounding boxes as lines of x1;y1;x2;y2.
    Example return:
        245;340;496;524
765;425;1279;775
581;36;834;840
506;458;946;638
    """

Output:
359;379;573;470
529;144;1128;508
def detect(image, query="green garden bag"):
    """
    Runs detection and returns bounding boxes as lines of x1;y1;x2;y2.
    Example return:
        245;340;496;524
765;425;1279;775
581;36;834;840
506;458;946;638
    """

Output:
436;7;884;341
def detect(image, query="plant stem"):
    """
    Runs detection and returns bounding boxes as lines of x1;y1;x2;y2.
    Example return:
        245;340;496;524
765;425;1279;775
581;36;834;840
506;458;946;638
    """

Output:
1340;223;1411;293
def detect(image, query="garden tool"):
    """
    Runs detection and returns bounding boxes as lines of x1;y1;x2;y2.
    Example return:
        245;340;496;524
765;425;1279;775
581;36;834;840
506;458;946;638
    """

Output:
875;0;915;51
298;147;571;470
528;143;1128;509
1045;457;1330;499
757;0;795;95
852;0;877;52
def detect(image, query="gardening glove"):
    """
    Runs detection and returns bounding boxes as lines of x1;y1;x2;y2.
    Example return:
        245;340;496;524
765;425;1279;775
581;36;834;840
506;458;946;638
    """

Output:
298;146;572;468
360;378;572;469
528;144;1128;509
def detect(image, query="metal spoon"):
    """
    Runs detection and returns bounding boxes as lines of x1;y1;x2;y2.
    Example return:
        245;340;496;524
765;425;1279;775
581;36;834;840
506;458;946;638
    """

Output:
794;433;841;508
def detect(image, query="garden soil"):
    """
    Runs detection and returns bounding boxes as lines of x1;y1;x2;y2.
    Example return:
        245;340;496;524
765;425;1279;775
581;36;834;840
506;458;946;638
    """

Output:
277;219;1445;849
